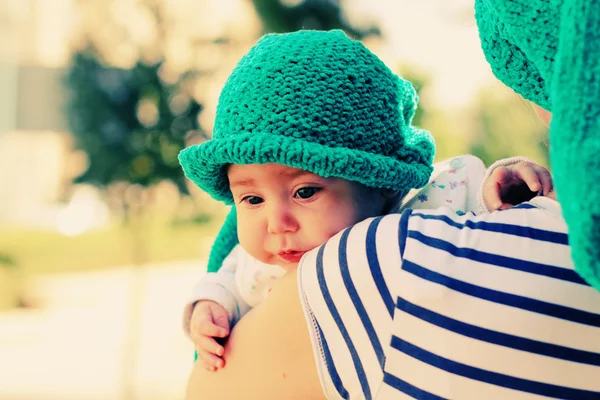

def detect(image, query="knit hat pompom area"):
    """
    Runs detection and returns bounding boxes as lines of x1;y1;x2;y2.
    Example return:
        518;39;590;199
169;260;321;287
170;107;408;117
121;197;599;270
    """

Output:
474;0;556;110
475;0;600;291
178;29;435;206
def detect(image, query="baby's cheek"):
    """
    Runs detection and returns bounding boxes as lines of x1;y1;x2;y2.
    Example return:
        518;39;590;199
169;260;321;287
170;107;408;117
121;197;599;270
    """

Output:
237;224;261;255
319;223;352;243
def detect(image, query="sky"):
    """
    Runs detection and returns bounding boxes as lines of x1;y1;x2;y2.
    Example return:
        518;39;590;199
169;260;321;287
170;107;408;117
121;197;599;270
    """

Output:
348;0;497;108
3;0;499;112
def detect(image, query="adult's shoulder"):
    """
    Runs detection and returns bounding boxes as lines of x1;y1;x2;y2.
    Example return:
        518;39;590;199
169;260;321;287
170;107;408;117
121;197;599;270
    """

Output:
296;199;572;399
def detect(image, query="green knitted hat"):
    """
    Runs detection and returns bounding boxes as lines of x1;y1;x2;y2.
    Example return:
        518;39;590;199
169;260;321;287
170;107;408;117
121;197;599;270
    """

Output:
179;29;435;206
180;30;435;273
475;0;600;291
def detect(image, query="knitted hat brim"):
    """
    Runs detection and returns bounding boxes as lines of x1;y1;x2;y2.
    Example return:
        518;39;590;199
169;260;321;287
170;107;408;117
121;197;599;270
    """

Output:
179;132;433;205
474;0;551;110
476;0;600;292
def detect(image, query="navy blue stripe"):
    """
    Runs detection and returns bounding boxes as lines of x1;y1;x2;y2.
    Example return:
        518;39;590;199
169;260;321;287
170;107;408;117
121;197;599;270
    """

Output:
408;230;587;286
383;373;447;400
398;209;412;259
366;217;394;317
315;319;349;399
316;244;372;400
339;228;385;369
410;212;568;245
402;260;600;328
511;203;538;210
396;296;600;366
391;337;600;399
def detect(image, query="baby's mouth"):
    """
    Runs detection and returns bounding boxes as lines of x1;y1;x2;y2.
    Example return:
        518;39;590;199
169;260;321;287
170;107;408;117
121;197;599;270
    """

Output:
278;250;305;263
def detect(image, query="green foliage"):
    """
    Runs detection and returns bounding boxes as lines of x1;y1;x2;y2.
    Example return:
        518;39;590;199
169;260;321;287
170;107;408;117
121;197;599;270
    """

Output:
0;218;221;310
469;88;549;167
251;0;380;38
64;0;378;197
0;253;16;268
398;68;549;166
64;48;202;194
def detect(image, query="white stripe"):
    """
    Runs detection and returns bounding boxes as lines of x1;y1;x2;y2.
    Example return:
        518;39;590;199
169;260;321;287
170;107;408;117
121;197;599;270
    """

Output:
393;307;600;391
345;220;395;362
412;207;574;274
374;381;422;400
383;349;549;400
373;214;404;303
303;231;369;399
298;248;344;400
404;236;600;317
394;261;600;355
339;222;386;394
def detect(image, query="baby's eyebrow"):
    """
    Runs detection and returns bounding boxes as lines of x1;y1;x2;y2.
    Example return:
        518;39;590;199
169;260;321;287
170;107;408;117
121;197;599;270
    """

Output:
229;178;256;188
281;170;317;180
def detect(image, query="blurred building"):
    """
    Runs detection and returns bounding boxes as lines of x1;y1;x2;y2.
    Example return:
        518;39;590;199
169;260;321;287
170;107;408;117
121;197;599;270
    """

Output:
0;0;500;230
0;0;109;230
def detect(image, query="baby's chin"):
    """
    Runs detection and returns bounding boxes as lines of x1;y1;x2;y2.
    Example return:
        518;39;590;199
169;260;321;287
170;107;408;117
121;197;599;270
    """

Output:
278;261;299;272
254;255;298;271
274;258;300;272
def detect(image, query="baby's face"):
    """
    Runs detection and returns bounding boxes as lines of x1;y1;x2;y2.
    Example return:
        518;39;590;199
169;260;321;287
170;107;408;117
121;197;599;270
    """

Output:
228;163;386;269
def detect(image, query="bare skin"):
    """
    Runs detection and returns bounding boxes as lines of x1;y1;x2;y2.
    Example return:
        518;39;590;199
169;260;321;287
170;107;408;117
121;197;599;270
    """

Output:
533;105;552;126
185;271;323;400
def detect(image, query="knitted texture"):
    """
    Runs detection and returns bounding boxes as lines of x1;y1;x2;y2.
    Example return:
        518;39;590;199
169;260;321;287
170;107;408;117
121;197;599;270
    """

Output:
180;30;436;273
206;207;238;273
475;0;600;291
179;29;435;205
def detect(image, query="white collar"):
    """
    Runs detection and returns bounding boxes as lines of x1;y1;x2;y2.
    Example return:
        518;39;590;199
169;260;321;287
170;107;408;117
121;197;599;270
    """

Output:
528;196;562;217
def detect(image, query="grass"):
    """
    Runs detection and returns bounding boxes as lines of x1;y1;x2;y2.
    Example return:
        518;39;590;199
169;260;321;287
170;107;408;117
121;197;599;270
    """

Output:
0;214;222;309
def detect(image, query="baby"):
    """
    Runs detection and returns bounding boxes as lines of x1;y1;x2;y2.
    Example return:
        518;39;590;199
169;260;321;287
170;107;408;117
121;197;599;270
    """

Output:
178;30;552;371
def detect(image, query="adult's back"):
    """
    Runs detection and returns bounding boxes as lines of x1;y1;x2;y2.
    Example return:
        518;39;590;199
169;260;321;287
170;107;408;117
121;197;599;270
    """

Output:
186;198;600;399
299;197;600;399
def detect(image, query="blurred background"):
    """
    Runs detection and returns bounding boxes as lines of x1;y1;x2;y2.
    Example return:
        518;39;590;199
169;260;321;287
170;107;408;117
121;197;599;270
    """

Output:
0;0;549;399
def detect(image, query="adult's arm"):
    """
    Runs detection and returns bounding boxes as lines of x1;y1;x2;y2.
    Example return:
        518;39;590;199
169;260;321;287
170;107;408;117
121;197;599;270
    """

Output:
184;270;324;400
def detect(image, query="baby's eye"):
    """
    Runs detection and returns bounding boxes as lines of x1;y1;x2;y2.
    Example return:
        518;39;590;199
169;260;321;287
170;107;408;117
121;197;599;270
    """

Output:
242;195;264;205
295;187;321;199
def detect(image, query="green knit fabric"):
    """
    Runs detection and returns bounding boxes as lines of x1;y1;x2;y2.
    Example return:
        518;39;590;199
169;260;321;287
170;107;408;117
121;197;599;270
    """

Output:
475;0;600;291
206;207;238;273
179;30;435;272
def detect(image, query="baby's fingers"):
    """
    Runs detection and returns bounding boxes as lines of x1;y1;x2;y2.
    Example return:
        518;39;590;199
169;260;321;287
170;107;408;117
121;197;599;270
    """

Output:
196;336;226;371
197;350;225;371
483;167;509;210
513;163;542;193
197;318;229;338
534;166;553;195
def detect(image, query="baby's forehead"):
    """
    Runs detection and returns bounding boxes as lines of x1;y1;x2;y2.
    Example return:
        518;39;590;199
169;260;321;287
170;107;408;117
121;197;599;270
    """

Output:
227;163;322;179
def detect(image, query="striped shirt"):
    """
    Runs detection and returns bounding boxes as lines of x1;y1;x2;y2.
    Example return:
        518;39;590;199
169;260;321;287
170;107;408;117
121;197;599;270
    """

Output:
298;197;600;399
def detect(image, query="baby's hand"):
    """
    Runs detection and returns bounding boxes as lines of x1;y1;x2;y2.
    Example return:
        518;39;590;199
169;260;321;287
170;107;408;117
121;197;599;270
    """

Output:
190;300;230;371
483;161;553;211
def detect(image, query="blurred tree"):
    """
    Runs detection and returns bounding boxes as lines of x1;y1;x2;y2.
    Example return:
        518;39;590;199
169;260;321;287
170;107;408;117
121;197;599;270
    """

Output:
64;2;205;399
398;66;549;166
469;87;549;167
251;0;380;38
398;65;468;162
65;49;202;199
0;253;26;309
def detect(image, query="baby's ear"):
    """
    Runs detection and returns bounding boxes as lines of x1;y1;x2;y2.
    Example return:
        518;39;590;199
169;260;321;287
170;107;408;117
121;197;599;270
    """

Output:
381;189;400;199
380;189;404;214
